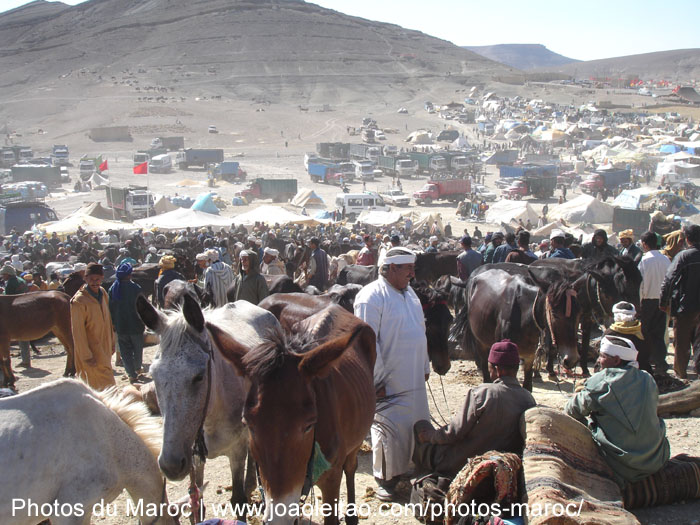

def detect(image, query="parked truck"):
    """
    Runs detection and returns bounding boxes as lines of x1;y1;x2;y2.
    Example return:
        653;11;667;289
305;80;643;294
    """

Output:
236;178;298;203
503;175;558;199
0;148;16;168
209;161;247;182
349;144;381;162
361;129;376;144
353;160;375;181
408;152;448;176
377;155;419;179
51;145;70;166
105;186;155;221
133;148;167;167
308;160;354;185
150;136;185;151
176;148;224;170
0;199;58;235
413;178;471;205
579;169;631;195
10;165;62;188
316;142;350;160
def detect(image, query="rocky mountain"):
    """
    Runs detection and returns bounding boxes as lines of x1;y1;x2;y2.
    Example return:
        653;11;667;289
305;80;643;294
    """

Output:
0;0;510;103
532;48;700;81
463;44;578;70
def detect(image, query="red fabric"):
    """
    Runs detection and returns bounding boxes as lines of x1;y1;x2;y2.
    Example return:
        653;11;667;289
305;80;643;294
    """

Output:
98;160;108;172
133;161;148;174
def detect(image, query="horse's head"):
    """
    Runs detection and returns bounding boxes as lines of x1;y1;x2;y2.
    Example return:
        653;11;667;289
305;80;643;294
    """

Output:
208;321;368;522
413;280;453;375
136;294;214;481
613;256;642;308
584;256;642;321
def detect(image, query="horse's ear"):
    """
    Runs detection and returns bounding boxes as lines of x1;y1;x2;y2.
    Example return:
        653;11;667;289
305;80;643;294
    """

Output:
299;324;374;379
136;295;166;333
206;322;248;376
182;293;205;332
526;269;550;293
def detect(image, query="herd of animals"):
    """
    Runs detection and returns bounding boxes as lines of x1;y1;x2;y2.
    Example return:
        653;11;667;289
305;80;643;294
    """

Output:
0;245;642;524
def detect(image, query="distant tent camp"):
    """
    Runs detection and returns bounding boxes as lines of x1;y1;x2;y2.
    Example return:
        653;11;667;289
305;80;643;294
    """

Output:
191;193;220;215
291;188;324;208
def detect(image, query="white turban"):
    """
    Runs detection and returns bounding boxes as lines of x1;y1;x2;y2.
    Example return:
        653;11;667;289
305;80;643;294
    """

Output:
600;336;638;364
264;247;279;257
612;302;636;323
195;252;208;261
383;247;416;266
429;236;438;243
207;249;220;262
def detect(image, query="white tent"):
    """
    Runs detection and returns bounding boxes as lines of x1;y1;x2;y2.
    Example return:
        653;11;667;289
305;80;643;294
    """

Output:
357;210;402;227
290;188;325;208
547;194;614;224
405;131;432;144
134;208;233;230
484;200;539;224
231;205;328;226
153;195;179;215
38;215;136;236
89;172;110;189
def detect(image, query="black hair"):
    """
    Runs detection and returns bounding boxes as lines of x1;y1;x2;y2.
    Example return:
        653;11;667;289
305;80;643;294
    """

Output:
683;224;700;246
640;231;657;250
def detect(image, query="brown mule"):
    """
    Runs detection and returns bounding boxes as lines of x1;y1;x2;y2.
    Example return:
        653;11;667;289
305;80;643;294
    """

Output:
0;291;75;388
208;305;376;525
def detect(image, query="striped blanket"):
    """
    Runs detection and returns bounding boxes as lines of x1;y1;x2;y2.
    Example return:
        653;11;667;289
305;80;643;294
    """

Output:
624;454;700;509
520;407;640;525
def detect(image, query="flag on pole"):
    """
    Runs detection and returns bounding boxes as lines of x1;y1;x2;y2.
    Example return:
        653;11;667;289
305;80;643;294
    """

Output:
133;161;148;175
98;159;108;172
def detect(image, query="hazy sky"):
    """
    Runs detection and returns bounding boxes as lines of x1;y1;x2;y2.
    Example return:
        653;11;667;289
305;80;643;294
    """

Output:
1;0;698;61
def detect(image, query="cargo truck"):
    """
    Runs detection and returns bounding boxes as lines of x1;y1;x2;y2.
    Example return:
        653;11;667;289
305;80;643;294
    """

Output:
176;148;224;170
0;148;16;168
236;178;298;203
105;186;155;221
503;175;557;199
377;155;418;178
413;178;471;205
579;169;631;195
51;145;70;166
499;164;558;179
349;144;381;162
361;129;376;144
353;160;375;181
308;161;354;185
316;142;350;160
209;161;247;182
10;165;62;188
408;152;448;176
150;136;185;151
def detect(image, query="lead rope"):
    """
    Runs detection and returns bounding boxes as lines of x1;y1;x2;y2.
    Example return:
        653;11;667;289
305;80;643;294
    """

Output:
427;380;448;426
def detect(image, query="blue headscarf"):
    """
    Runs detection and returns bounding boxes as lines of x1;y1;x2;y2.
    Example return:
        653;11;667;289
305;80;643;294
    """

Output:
111;262;133;301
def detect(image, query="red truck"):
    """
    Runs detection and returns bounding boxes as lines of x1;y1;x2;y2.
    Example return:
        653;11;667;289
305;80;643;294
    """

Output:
413;178;471;205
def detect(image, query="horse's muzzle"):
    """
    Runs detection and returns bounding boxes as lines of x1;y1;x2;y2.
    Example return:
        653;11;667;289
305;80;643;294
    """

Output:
159;453;189;481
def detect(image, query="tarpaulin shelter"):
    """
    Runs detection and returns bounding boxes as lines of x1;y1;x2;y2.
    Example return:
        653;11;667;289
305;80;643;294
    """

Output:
232;205;329;226
134;208;233;230
613;188;663;210
357;210;402;227
153;195;179;215
406;131;432;144
39;215;136;236
484;200;539;224
191;193;220;215
291;188;324;208
68;202;118;221
547;194;614;224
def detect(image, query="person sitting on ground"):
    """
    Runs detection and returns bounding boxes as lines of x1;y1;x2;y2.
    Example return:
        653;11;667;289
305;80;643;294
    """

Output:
604;302;653;376
565;336;669;486
413;340;536;477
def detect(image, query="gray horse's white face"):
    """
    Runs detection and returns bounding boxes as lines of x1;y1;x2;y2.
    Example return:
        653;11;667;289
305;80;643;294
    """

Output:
151;331;211;481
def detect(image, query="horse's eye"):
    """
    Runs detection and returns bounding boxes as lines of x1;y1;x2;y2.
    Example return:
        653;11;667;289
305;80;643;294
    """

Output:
192;373;205;384
303;422;315;434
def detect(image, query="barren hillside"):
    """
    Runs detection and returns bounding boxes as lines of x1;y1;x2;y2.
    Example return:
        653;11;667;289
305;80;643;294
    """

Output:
464;44;578;70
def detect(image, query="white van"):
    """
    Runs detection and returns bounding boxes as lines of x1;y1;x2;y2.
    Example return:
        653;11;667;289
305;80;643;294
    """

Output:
148;153;172;174
335;192;390;221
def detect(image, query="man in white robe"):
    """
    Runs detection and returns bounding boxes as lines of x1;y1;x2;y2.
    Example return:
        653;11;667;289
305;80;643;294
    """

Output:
354;247;431;501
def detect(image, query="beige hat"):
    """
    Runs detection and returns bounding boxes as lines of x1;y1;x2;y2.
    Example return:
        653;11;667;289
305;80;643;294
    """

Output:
550;229;565;240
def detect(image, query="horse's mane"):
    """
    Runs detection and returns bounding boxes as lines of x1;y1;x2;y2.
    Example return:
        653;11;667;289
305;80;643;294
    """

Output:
243;328;320;380
545;279;576;309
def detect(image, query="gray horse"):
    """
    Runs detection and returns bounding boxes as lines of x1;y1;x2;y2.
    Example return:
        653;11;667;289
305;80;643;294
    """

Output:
136;294;281;516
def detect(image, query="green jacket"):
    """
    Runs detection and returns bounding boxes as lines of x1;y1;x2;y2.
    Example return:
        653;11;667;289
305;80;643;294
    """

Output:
108;279;146;335
4;276;27;295
565;366;669;485
230;271;269;305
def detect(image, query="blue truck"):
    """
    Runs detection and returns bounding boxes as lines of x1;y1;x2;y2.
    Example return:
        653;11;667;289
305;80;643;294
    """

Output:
580;169;631;195
308;161;354;185
209;161;247;182
0;196;58;235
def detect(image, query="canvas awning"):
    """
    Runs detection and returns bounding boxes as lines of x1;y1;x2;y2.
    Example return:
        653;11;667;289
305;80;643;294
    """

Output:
38;215;137;235
134;208;233;230
547;194;614;223
231;205;329;226
484;200;539;224
357;210;402;227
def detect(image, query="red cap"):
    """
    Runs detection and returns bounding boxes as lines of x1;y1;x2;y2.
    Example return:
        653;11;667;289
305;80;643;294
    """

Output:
488;339;520;366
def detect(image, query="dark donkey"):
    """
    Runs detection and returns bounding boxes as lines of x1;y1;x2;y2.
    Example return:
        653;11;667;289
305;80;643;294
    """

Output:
207;305;376;525
455;268;581;391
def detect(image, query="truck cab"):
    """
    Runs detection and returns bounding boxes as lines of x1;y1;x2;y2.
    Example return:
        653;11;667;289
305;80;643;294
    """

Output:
396;158;418;178
353;160;375;181
366;147;381;163
504;180;528;199
148;154;172;174
0;201;58;235
580;174;604;194
127;190;154;218
133;152;150;166
430;156;448;173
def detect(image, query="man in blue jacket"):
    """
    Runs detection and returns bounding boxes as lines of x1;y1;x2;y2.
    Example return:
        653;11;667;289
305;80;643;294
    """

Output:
109;263;146;383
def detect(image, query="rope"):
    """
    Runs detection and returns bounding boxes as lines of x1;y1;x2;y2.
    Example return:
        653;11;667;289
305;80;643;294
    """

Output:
439;375;450;415
427;380;448;426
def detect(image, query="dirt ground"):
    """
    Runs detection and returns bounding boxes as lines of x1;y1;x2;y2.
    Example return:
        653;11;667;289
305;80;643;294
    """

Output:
8;331;700;525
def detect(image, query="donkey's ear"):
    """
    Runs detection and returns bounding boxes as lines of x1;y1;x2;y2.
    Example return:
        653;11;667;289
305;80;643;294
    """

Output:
183;293;205;332
526;268;550;293
206;322;248;376
136;295;166;333
299;324;375;379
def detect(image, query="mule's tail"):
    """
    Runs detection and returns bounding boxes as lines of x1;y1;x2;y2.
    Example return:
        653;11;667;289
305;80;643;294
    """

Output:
96;386;163;459
450;285;482;369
